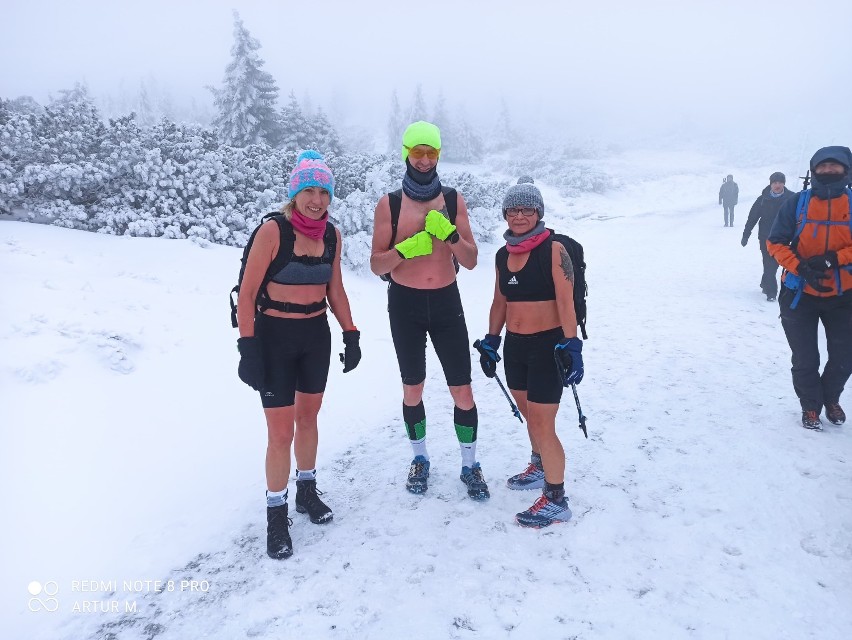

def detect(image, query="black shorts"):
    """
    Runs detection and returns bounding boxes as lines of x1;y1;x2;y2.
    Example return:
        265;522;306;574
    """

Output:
256;313;331;408
387;280;471;387
504;327;565;404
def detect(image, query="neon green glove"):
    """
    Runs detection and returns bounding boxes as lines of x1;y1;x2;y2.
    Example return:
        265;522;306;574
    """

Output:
424;209;457;242
395;231;433;259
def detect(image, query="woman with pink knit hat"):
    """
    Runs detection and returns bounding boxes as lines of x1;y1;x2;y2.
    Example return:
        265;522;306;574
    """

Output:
235;150;360;559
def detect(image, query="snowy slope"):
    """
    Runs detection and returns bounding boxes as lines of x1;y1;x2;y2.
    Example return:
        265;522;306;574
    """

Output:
2;154;851;640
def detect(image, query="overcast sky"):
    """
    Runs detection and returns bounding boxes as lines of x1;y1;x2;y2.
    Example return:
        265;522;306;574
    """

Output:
2;0;851;144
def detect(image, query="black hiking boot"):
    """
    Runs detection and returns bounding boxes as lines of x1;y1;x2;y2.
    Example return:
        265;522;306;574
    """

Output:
267;504;293;559
825;403;846;426
801;410;823;430
295;480;333;524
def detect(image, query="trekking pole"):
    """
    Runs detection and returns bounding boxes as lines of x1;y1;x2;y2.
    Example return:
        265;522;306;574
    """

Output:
494;372;524;423
571;383;588;439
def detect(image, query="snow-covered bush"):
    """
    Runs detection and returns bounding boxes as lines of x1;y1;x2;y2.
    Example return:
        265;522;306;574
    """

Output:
491;143;612;197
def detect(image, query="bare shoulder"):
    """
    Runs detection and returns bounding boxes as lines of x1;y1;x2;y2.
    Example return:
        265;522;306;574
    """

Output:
375;193;390;215
553;240;574;282
257;218;281;241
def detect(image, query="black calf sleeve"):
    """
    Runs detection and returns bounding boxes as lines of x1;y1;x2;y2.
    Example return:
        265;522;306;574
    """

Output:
403;401;426;440
454;405;478;443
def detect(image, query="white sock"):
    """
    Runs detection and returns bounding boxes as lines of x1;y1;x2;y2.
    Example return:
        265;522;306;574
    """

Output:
266;488;287;508
410;437;429;460
460;442;476;468
296;469;317;481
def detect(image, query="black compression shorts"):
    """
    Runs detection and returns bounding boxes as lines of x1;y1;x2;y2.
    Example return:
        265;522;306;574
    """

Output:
256;313;331;408
387;280;472;387
504;327;565;404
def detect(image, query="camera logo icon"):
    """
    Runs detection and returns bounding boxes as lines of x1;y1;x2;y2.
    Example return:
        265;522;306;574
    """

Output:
28;581;59;612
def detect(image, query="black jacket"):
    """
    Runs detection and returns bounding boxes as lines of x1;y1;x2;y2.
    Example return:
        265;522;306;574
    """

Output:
742;186;795;243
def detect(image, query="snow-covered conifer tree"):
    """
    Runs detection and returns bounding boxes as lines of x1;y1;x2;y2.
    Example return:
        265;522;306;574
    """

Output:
431;92;452;143
444;106;482;163
307;108;343;156
491;98;519;152
278;91;310;152
210;11;281;147
386;90;405;154
408;84;428;124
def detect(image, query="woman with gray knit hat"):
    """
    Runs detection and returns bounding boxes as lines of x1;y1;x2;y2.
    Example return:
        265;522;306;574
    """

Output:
474;179;584;528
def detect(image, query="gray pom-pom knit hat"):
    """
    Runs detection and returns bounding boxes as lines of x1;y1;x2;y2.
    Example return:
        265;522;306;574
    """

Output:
502;182;544;218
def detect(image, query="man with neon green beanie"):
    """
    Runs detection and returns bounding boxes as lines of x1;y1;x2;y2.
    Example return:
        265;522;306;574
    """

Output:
370;121;487;501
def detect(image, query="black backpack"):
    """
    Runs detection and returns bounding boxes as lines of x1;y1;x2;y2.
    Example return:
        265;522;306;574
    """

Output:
380;186;458;281
229;213;337;328
537;229;588;339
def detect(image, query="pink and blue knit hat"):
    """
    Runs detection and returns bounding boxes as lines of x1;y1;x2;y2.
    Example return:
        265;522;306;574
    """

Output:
288;150;335;201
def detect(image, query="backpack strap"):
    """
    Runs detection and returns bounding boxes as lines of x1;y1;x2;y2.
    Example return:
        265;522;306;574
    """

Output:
230;212;286;328
387;189;403;249
256;217;295;313
387;187;458;249
441;186;458;224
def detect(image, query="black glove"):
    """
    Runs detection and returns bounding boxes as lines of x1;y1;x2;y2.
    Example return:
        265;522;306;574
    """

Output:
797;263;833;293
473;334;501;378
237;337;265;391
554;337;584;385
805;251;838;271
339;330;361;373
740;236;748;247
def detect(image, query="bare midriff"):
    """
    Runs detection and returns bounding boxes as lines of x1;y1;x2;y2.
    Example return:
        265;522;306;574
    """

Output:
506;300;560;335
261;281;327;319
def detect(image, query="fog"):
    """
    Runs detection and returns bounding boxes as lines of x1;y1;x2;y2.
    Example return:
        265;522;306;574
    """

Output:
3;0;851;146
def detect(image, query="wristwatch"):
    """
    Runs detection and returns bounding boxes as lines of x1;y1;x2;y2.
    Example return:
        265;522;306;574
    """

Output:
448;231;460;244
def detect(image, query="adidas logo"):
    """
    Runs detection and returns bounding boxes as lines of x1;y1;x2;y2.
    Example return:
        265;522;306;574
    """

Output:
507;276;518;285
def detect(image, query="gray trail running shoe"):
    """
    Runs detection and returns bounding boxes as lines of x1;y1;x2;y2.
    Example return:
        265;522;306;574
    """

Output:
506;461;545;490
406;455;430;494
515;494;572;529
460;462;490;501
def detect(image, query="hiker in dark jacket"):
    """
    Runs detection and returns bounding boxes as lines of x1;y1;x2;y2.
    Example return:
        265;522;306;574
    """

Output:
767;146;852;430
741;172;796;300
719;174;739;227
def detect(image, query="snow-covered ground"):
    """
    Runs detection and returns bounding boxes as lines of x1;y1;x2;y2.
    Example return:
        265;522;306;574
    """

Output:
2;150;851;639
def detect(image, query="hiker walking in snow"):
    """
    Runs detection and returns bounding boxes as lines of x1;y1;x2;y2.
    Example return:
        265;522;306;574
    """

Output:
767;146;852;430
475;180;584;528
741;172;795;301
369;121;488;500
235;151;361;559
719;174;739;227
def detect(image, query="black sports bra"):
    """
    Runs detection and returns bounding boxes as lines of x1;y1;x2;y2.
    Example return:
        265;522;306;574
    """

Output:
495;243;555;302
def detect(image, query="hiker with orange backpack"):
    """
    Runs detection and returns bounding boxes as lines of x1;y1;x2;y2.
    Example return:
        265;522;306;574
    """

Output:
475;179;584;528
235;151;360;559
767;146;852;430
369;121;488;501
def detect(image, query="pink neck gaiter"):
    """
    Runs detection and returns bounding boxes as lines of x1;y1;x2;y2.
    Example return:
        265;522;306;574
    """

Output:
506;229;551;254
290;209;328;240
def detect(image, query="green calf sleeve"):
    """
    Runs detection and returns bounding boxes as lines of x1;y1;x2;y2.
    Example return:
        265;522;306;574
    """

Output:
406;419;426;441
454;423;476;444
454;405;478;444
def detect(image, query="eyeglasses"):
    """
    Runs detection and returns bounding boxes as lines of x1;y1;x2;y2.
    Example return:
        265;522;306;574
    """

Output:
505;207;538;218
405;146;440;160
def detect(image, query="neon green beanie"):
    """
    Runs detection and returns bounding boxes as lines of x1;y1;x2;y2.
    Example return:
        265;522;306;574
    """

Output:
402;121;442;161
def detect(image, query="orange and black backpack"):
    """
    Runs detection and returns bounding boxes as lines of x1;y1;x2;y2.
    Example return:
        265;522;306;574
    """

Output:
783;187;852;308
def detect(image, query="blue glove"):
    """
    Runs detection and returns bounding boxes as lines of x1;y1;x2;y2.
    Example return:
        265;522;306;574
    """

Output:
473;334;502;378
554;337;583;385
